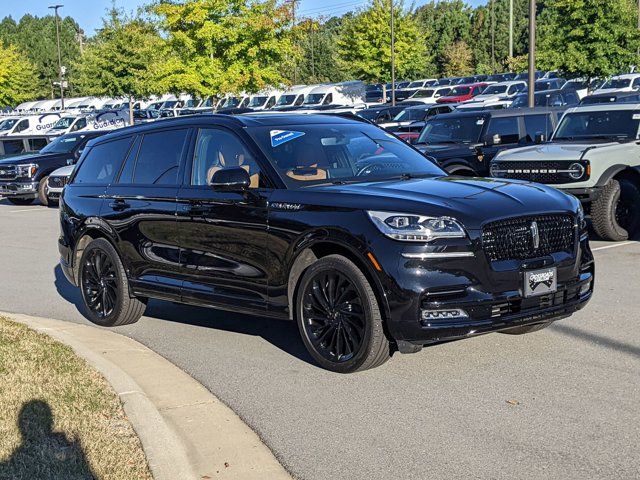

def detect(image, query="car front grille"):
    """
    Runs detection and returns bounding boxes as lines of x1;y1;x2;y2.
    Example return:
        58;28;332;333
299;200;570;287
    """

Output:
48;176;68;188
482;214;575;261
491;161;588;184
0;165;18;181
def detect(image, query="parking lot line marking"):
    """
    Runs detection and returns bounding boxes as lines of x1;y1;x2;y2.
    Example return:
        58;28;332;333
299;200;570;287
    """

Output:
593;241;637;252
7;208;48;213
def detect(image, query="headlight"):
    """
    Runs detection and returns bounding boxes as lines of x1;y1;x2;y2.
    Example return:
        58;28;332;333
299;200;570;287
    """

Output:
568;162;585;180
16;164;38;178
367;211;467;242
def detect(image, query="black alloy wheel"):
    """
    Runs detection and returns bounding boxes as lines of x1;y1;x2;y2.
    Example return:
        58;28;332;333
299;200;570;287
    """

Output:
82;248;118;319
302;271;366;363
78;238;146;327
295;254;391;373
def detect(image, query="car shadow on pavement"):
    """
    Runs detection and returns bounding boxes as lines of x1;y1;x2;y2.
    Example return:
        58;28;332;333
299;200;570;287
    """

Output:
550;323;640;359
0;400;95;479
53;265;314;365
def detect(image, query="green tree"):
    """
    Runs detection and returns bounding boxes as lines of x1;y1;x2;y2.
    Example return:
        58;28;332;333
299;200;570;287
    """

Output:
441;40;473;77
152;0;295;101
338;0;428;83
296;16;348;84
0;44;39;106
0;14;83;98
415;0;472;76
75;8;163;123
537;0;640;78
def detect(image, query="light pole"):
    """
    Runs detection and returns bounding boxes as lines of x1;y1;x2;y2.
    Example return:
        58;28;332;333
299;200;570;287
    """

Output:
509;0;514;59
390;0;396;106
528;0;536;108
491;0;495;73
49;4;64;109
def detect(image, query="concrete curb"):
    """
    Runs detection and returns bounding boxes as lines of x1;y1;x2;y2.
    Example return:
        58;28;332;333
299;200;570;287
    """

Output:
4;312;292;480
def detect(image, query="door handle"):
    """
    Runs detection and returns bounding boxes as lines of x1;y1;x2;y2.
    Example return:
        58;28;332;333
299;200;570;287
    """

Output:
184;203;208;215
108;199;130;211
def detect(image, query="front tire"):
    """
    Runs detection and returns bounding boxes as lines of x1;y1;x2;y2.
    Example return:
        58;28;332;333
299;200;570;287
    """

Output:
295;255;391;373
591;179;640;241
37;176;49;206
79;238;146;327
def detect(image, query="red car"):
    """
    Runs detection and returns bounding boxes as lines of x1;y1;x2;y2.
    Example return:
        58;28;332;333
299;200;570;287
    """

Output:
436;82;488;104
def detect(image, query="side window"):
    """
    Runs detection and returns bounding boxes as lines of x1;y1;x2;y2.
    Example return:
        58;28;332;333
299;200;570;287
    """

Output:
564;92;579;105
486;117;520;144
294;95;304;106
130;129;189;185
548;93;563;106
73;137;133;185
29;138;48;151
323;93;333;105
116;136;142;184
15;120;28;133
266;96;276;109
191;128;262;189
73;118;87;131
632;78;640;89
524;114;553;142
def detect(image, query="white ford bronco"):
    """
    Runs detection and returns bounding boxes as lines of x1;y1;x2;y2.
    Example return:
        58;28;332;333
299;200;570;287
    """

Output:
490;104;640;241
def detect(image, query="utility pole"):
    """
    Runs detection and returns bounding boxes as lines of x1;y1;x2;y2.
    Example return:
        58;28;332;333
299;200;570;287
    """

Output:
390;0;396;106
491;0;495;73
290;0;298;84
49;5;65;109
528;0;536;108
509;0;514;59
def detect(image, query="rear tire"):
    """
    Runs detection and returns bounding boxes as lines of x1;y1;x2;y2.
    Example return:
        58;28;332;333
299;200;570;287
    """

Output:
295;254;391;373
37;176;49;206
591;179;640;241
6;197;34;205
78;238;146;327
500;322;551;335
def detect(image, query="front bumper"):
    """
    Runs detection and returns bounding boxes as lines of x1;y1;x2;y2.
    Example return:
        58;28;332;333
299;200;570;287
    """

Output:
0;181;38;198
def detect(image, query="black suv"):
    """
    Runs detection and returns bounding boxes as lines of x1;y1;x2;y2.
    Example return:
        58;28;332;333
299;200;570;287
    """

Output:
414;108;565;176
58;114;594;373
0;131;106;206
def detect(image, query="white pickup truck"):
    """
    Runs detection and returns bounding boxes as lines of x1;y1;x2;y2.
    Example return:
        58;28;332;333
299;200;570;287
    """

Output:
491;104;640;241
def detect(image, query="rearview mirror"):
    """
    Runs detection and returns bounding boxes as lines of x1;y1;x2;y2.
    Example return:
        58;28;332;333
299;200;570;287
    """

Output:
209;167;250;191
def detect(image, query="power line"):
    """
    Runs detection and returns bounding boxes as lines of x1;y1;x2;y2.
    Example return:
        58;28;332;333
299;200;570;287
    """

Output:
297;0;368;17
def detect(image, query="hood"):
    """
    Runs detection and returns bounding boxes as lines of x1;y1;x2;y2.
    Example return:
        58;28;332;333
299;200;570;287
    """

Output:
299;176;577;229
415;143;473;157
494;141;620;161
50;164;75;177
0;151;63;166
437;94;470;103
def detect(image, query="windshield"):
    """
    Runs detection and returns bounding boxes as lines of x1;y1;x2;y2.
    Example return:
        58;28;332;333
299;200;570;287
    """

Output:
40;134;86;153
184;99;198;107
220;97;240;108
248;96;268;107
449;86;471;96
277;94;297;105
413;89;434;98
554;110;640;140
417;116;485;144
304;93;325;105
248;124;443;187
357;110;381;120
0;119;18;131
563;80;588;89
601;78;632;89
510;94;555;108
51;117;75;130
393;108;427;122
162;100;179;108
407;81;424;88
482;84;507;95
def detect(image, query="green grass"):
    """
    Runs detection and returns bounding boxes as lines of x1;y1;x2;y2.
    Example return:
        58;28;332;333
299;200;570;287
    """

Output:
0;317;152;479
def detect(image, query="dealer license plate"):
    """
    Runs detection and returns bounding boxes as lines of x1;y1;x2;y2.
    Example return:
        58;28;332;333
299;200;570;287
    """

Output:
524;267;557;298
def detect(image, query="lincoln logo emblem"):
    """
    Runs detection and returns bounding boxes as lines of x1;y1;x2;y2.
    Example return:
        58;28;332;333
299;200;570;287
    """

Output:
531;221;540;250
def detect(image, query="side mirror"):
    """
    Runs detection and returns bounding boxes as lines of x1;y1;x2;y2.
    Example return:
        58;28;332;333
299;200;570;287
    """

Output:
484;134;501;146
534;132;546;144
74;148;84;159
209;167;250;191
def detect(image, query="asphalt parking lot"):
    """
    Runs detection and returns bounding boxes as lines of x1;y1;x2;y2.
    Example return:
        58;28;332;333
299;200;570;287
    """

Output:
0;200;638;480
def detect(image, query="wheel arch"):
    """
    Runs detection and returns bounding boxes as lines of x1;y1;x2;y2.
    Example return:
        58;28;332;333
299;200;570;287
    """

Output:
286;239;392;336
597;165;640;188
442;159;478;176
71;222;120;285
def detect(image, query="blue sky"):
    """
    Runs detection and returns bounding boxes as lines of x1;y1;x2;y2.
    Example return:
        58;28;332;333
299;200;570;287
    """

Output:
2;0;487;34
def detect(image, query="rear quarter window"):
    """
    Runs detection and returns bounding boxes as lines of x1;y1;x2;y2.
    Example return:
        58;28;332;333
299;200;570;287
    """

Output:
72;137;133;185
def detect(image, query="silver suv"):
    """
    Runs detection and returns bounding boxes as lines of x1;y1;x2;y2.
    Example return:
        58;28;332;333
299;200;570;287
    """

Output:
491;104;640;241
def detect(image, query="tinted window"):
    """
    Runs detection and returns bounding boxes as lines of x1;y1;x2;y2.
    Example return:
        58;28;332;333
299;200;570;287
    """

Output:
29;138;49;151
524;114;553;141
73;137;133;185
554;110;640;140
117;136;142;184
563;91;579;105
192;129;262;188
418;116;485;144
131;129;188;185
486;117;520;143
15;119;28;133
